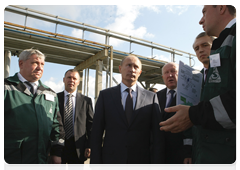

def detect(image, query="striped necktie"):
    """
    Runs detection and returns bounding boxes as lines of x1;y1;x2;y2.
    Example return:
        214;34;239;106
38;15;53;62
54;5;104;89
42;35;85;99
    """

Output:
24;81;34;94
65;94;74;139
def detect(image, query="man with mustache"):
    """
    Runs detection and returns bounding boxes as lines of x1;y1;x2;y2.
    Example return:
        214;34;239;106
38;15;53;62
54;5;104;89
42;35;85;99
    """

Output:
90;55;165;164
4;48;65;164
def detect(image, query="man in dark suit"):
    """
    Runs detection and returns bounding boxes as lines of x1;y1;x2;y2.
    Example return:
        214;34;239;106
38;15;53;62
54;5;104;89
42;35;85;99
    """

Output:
58;69;93;164
90;55;164;164
157;62;192;164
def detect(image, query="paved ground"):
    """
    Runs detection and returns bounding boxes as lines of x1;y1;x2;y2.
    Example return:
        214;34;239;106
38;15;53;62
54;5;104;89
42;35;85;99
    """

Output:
66;159;91;170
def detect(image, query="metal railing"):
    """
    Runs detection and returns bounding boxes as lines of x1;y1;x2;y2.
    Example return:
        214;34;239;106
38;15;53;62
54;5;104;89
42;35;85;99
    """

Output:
5;5;197;67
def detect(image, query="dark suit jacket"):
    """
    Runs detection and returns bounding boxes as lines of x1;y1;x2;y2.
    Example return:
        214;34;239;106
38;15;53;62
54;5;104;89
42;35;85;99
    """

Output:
157;88;191;164
90;84;165;164
57;91;93;162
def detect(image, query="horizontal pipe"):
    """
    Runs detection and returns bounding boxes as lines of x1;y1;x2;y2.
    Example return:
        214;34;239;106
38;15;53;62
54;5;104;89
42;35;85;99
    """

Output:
5;6;196;57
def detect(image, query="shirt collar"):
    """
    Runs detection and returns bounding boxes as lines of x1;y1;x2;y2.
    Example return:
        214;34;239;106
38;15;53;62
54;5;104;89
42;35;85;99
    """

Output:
166;87;177;94
120;82;137;93
64;89;77;97
17;72;39;87
225;18;236;29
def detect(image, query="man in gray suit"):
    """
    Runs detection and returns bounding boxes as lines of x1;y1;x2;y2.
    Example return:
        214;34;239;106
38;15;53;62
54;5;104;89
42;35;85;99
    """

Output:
90;55;165;164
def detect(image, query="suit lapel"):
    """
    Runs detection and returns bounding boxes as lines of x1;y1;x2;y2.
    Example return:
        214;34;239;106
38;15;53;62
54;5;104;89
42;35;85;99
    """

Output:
75;93;84;124
160;88;167;110
111;84;128;126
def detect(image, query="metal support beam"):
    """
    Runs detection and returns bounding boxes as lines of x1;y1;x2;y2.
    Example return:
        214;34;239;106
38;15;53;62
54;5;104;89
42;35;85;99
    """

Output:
77;70;83;94
95;60;103;103
103;66;119;85
86;68;89;97
83;68;87;95
145;75;165;85
189;54;192;67
150;83;156;88
75;48;108;71
140;68;161;76
145;82;150;90
139;81;146;89
109;46;113;87
4;50;11;78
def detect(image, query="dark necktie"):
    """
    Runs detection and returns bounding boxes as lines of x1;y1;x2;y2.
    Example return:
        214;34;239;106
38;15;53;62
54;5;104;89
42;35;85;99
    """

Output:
125;88;133;125
205;69;208;83
65;94;74;139
166;90;175;108
25;81;34;94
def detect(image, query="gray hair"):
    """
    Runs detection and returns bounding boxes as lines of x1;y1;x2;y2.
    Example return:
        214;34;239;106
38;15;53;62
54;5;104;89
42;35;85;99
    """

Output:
161;62;179;74
19;48;45;61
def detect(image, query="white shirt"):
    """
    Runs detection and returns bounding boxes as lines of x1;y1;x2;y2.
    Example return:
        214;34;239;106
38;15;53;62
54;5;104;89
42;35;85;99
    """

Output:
165;88;177;108
225;18;236;29
64;90;77;129
121;82;137;110
204;67;208;82
18;72;39;94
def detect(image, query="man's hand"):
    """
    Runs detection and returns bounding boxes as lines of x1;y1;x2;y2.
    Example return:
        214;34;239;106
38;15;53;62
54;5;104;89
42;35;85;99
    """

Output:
183;158;192;170
49;155;61;164
159;105;193;133
92;166;103;170
85;148;91;158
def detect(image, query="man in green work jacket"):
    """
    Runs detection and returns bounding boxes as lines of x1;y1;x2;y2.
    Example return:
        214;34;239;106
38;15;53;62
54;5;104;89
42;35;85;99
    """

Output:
160;5;236;164
4;48;65;164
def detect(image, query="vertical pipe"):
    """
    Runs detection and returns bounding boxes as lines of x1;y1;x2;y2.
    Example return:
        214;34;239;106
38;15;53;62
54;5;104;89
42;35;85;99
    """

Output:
87;68;89;96
95;60;103;103
78;70;83;94
24;10;28;30
189;54;192;67
110;46;113;87
4;50;11;78
105;36;109;89
82;29;85;42
84;68;87;95
129;42;132;53
151;48;153;58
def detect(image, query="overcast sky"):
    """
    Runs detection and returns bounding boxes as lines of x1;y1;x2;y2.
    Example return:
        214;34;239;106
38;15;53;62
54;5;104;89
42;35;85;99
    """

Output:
3;3;238;105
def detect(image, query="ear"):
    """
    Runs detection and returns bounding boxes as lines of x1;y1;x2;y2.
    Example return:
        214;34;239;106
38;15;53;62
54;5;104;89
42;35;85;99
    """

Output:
76;79;80;86
219;5;227;15
139;70;142;75
119;65;122;73
19;60;23;69
63;77;65;83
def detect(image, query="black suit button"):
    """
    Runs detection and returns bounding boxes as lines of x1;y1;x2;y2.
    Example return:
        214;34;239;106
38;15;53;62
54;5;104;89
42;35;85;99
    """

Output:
205;135;208;139
226;138;230;142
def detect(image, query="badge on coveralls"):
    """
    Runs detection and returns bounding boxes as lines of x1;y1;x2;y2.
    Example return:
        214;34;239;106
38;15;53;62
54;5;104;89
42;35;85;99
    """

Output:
210;53;221;68
45;93;54;102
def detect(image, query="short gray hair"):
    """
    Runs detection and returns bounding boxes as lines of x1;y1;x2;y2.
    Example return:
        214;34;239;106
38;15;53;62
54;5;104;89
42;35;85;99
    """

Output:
19;48;45;61
161;62;179;74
